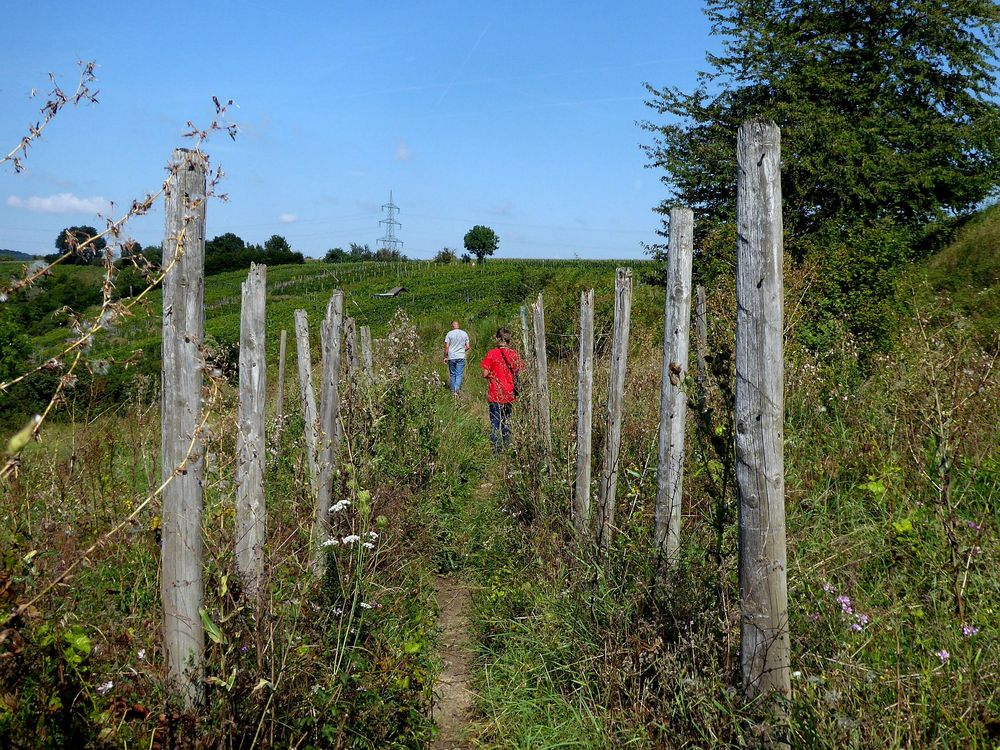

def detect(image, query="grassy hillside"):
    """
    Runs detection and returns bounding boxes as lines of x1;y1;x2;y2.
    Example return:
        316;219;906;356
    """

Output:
0;222;997;747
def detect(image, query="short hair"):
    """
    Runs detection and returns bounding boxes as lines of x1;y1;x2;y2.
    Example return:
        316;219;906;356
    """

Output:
495;327;512;345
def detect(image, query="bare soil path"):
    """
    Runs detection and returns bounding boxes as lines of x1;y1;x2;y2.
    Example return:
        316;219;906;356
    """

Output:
431;575;476;749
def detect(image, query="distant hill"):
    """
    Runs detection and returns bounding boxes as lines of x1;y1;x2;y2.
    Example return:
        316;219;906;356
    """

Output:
0;249;39;261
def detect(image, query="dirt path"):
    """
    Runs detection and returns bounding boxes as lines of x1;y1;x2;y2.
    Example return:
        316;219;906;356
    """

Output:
431;575;475;749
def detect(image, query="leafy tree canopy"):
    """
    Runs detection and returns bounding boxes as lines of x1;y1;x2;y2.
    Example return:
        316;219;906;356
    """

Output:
324;247;349;263
463;225;499;262
642;0;1000;256
53;226;107;265
434;248;457;263
206;232;246;255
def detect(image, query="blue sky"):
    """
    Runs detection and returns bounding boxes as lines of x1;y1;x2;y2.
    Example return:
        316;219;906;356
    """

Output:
1;2;717;260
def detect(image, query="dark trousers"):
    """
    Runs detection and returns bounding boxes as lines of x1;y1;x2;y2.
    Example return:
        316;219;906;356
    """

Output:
488;402;512;451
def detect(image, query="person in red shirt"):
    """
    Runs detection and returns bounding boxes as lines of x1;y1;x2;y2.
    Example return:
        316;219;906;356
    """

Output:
480;327;521;451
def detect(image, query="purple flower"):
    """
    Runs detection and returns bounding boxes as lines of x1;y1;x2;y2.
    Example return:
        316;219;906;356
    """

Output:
822;582;836;594
836;595;853;614
962;625;979;638
965;520;981;531
855;613;870;627
935;649;950;664
850;623;863;632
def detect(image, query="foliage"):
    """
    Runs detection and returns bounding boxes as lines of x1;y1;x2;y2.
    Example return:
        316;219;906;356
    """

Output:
50;226;107;266
463;225;499;263
203;232;304;275
324;247;349;263
433;248;457;264
641;0;1000;349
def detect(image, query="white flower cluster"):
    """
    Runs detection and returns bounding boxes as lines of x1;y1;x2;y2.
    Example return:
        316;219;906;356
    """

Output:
330;499;351;513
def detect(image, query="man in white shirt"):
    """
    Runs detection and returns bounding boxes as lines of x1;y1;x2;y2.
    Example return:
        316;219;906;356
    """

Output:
443;321;471;396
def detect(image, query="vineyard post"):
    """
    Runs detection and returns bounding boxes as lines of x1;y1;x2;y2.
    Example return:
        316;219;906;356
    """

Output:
160;147;207;707
598;268;632;553
655;208;694;568
344;316;359;383
235;263;267;598
574;289;595;539
519;305;532;362
294;310;319;497
360;324;374;381
275;328;287;441
531;293;553;461
313;291;344;576
736;120;790;699
695;285;708;395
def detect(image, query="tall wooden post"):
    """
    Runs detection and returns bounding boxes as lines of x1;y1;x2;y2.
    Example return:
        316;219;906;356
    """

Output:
313;291;343;575
695;285;708;394
736;120;790;699
235;263;267;598
519;305;532;361
574;289;595;539
344;316;359;382
275;329;287;436
160;148;206;707
655;208;694;566
531;293;553;460
360;324;374;381
598;268;632;553
294;310;319;498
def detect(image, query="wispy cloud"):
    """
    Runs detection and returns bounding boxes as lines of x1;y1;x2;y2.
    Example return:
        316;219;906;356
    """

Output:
279;212;298;223
394;140;413;161
7;193;111;214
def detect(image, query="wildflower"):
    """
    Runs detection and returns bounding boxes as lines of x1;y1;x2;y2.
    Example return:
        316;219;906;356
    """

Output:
836;595;853;614
137;648;146;660
792;670;802;679
96;680;114;695
342;534;361;545
822;582;836;594
363;542;375;550
965;520;981;531
368;531;379;540
962;625;979;638
331;499;351;513
360;602;373;609
935;649;950;664
321;538;340;548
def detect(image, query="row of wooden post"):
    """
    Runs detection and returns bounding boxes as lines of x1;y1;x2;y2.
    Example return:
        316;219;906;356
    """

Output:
524;121;788;700
160;119;789;708
160;149;379;707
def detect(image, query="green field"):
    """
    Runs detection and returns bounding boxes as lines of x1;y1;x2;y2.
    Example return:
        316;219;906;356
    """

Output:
1;225;997;747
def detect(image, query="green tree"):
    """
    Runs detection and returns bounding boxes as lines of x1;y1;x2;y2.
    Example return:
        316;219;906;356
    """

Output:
642;0;1000;349
434;247;457;263
206;232;246;255
52;226;107;265
463;225;499;263
642;0;1000;256
349;243;373;261
324;247;349;263
263;234;292;255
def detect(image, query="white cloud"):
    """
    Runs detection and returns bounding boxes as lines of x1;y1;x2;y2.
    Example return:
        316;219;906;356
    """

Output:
278;212;298;223
394;140;413;161
6;193;111;214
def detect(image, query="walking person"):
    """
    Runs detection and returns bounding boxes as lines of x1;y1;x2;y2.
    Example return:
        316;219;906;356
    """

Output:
481;327;521;451
444;320;471;396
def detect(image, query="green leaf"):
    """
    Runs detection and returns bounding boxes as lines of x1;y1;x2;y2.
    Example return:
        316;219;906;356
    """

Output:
199;607;226;644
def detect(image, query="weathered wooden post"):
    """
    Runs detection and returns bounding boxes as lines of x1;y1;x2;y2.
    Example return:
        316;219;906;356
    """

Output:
360;324;374;381
655;208;694;567
695;285;708;395
294;310;319;497
736;120;790;699
312;291;344;575
236;263;267;598
160;147;206;707
597;268;632;553
519;305;532;362
344;316;359;383
275;328;287;436
574;289;595;539
531;293;553;460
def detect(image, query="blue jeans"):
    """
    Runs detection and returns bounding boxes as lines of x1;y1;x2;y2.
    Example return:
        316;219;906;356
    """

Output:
447;358;466;393
489;402;512;451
